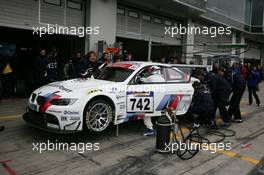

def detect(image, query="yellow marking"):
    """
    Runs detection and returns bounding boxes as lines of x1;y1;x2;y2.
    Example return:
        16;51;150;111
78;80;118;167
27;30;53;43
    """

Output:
0;115;22;120
215;149;260;165
169;109;259;165
240;100;248;105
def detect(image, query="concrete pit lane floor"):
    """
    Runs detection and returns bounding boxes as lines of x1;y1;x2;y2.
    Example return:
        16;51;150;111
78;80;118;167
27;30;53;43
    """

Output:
1;84;264;175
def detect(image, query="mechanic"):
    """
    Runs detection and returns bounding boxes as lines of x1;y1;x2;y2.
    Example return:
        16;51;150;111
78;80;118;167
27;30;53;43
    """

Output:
113;54;121;63
189;81;215;128
98;52;112;69
140;66;165;136
195;68;232;128
68;52;82;79
34;49;49;88
228;72;246;123
248;65;261;106
125;53;133;61
47;48;59;82
79;51;101;78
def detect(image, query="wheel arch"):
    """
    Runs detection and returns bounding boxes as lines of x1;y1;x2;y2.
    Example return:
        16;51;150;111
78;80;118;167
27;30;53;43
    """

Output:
83;95;116;123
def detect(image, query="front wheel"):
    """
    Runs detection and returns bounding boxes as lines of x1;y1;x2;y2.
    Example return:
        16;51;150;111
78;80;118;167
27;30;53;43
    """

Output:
84;100;113;132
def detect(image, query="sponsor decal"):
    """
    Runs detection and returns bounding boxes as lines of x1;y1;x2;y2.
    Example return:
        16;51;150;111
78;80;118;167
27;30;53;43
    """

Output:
127;91;154;97
87;89;102;95
125;113;145;122
156;94;184;111
46;84;72;92
47;109;62;114
70;117;80;121
63;110;79;115
61;116;67;121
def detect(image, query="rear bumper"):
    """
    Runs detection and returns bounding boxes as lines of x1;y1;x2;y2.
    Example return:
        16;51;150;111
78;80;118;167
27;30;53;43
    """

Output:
23;109;80;134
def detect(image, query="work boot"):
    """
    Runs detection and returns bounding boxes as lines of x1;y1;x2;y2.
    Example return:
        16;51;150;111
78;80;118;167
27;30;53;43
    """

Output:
143;129;155;136
221;122;231;128
233;119;243;123
192;122;200;128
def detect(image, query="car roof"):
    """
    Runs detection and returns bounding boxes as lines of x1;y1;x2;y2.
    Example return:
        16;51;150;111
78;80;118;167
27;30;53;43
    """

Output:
116;61;172;69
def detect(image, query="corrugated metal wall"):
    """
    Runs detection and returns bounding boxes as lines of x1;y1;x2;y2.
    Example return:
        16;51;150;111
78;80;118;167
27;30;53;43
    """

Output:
116;6;182;44
0;0;39;29
0;0;84;30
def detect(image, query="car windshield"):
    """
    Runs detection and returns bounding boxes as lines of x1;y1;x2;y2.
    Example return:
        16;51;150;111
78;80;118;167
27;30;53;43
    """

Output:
94;67;133;82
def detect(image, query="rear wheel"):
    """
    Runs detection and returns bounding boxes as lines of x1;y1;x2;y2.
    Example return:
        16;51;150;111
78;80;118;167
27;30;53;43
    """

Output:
84;100;113;132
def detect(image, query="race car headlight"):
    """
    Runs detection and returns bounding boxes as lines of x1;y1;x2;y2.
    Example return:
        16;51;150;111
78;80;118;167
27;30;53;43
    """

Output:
50;98;77;106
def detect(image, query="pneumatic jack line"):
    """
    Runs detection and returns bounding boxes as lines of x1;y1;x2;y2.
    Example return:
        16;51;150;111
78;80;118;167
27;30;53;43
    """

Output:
155;107;236;160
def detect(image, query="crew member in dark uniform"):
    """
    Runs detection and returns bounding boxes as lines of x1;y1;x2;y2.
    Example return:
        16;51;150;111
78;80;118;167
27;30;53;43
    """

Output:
195;68;232;127
228;73;246;123
34;49;49;88
190;81;215;127
79;51;101;78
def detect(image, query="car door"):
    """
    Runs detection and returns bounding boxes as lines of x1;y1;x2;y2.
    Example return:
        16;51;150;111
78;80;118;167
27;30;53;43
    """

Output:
156;67;193;115
126;66;166;119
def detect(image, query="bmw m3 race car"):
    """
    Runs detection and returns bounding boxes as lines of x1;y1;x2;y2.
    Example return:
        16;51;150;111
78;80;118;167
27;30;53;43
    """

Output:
23;62;194;133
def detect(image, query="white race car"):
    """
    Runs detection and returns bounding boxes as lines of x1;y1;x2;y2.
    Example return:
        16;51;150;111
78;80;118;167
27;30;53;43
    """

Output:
23;62;194;133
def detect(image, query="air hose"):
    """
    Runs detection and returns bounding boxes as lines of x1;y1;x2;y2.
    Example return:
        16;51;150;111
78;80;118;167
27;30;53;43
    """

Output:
169;119;236;160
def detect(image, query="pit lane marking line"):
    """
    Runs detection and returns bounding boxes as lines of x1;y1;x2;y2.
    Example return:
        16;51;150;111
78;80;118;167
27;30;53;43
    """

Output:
209;111;260;165
240;100;248;105
214;149;260;165
173;112;260;165
0;115;22;121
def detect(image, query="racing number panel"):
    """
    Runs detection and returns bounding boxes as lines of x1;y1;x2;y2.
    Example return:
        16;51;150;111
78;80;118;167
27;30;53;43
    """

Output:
126;91;154;113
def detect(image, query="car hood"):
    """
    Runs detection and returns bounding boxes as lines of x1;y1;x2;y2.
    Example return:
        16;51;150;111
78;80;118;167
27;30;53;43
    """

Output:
34;78;119;97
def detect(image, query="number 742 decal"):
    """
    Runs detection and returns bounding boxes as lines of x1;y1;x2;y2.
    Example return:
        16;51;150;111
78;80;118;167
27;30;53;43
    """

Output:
126;91;154;113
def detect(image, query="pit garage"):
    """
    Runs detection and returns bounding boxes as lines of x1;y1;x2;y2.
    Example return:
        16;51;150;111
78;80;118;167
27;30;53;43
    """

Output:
0;0;85;95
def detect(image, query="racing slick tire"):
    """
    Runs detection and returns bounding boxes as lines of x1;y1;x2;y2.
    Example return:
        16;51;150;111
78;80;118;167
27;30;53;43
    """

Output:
84;99;113;132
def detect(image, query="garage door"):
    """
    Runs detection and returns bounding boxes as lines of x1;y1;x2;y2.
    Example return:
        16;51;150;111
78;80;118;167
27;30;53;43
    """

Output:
116;6;182;44
0;0;84;30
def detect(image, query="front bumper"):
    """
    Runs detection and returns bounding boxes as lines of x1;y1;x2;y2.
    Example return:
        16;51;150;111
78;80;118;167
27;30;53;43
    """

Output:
23;109;81;133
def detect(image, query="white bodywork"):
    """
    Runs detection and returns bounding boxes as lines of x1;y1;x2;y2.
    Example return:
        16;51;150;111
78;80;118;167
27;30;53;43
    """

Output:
26;62;194;132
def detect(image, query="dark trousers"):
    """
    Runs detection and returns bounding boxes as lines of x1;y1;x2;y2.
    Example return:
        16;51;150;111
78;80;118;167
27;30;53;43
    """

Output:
228;88;245;120
248;86;260;105
195;112;214;125
0;73;14;98
213;94;231;123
